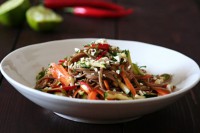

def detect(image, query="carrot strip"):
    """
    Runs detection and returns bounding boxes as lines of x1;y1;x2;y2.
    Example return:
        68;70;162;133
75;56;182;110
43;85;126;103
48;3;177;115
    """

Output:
152;87;170;96
120;65;136;96
50;63;73;87
88;90;98;100
103;80;110;90
87;89;104;100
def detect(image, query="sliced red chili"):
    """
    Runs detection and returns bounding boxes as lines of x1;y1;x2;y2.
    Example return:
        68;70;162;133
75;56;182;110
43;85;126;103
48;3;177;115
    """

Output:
80;81;92;94
91;43;109;50
91;43;98;49
98;44;110;50
59;59;66;63
96;50;108;60
58;59;67;65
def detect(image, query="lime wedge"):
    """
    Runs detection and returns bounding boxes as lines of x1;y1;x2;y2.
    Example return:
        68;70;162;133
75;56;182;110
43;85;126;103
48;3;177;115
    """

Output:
0;0;30;27
26;5;63;32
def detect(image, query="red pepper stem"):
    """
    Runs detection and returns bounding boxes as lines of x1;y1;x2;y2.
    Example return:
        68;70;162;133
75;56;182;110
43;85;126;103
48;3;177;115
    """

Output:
65;7;74;14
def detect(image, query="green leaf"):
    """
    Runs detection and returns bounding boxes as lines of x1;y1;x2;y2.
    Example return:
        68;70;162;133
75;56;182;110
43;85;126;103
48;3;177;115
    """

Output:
36;69;46;80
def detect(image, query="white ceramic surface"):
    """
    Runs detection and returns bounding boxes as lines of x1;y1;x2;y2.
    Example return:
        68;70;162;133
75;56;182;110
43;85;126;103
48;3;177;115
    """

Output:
1;38;200;124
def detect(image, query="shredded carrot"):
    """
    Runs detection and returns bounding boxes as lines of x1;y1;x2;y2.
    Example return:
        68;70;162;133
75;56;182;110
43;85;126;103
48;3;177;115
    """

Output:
120;65;136;96
152;87;170;96
88;90;98;100
103;80;110;90
50;63;73;87
87;89;104;100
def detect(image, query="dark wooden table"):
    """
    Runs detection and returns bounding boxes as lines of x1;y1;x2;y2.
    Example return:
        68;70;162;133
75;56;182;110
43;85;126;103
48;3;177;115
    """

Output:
0;0;200;132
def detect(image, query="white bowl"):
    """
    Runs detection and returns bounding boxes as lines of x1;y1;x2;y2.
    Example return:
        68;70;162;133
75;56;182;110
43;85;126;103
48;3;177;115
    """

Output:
1;38;200;124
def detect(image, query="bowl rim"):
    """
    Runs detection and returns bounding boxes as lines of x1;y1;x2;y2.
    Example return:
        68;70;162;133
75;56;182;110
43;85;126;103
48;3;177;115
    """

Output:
1;38;200;104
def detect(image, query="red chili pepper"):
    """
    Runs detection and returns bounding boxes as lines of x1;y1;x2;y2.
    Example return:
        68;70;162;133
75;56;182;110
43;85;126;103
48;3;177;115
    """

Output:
96;50;108;60
44;0;124;11
65;7;133;18
59;59;66;63
58;59;67;65
91;44;97;48
98;44;110;50
80;81;92;94
91;43;110;50
91;43;109;60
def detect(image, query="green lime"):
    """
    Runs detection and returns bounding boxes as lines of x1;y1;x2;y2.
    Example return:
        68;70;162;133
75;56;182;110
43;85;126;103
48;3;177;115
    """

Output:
0;0;30;27
26;5;63;32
